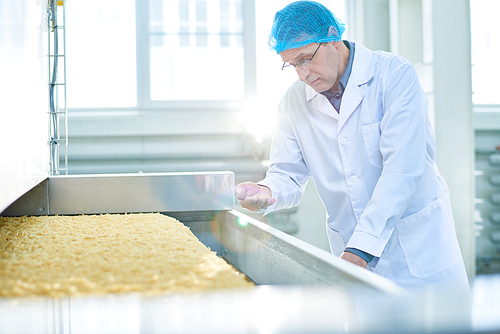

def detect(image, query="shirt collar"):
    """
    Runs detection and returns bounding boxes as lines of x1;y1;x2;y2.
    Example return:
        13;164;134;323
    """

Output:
339;40;354;92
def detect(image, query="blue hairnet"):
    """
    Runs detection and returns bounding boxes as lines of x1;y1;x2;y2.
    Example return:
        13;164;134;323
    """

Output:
269;1;347;54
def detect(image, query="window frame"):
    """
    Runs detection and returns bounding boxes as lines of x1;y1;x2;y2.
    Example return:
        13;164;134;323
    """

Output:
135;0;256;112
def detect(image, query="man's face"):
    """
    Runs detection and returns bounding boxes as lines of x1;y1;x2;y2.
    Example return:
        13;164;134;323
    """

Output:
279;41;341;94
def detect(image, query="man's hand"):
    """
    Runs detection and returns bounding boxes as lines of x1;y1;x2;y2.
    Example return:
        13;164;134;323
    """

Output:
340;251;368;269
235;182;276;212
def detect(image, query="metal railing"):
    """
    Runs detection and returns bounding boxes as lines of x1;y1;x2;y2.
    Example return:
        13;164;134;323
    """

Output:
48;0;68;175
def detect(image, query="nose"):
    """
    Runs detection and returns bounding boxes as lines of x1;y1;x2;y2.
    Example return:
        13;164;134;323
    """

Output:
296;66;310;81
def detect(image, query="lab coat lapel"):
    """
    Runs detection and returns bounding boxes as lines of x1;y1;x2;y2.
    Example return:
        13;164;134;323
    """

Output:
338;43;375;131
338;82;364;130
306;85;339;120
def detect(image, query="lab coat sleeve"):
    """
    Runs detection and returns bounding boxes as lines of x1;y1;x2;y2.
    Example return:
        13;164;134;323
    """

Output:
346;62;429;259
258;99;311;215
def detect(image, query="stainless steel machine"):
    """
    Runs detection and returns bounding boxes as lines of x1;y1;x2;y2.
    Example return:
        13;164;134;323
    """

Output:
1;172;402;292
0;172;482;334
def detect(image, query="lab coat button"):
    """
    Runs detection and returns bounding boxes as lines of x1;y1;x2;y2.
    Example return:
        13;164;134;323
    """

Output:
340;138;348;145
350;175;357;183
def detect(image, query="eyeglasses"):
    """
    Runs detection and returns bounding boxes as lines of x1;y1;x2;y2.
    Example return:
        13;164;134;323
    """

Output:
281;43;322;70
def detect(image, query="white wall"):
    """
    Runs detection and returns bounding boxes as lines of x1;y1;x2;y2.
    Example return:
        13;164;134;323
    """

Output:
0;0;49;213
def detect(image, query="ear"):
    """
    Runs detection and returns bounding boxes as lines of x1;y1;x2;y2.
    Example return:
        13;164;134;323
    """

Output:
328;26;339;39
327;40;341;50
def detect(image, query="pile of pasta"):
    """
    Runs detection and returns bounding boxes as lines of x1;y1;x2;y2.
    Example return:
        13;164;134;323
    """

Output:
0;213;253;297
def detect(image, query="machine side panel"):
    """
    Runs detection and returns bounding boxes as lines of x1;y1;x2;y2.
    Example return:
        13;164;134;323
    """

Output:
222;210;405;295
1;179;49;216
46;172;234;215
1;172;234;216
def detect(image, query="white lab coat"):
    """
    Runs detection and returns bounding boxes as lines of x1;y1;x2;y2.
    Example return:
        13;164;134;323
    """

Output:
259;42;469;290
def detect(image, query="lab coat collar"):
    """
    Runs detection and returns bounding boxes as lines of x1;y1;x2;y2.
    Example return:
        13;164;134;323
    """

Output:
348;41;375;86
337;42;374;130
306;83;318;102
306;87;338;119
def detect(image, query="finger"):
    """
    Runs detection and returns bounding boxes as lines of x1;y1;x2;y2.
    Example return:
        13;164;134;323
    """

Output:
235;187;246;200
238;196;261;211
239;198;260;211
265;197;276;206
251;195;274;209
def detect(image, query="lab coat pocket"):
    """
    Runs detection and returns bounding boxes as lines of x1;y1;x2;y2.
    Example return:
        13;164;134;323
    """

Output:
326;227;345;257
361;122;383;169
396;197;462;279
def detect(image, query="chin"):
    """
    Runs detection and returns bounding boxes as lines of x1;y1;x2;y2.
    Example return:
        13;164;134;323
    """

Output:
313;86;327;93
309;82;331;93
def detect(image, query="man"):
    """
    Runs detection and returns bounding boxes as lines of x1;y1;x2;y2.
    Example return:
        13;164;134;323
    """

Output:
236;0;469;290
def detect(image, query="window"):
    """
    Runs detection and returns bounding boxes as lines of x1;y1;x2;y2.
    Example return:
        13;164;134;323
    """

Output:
149;0;245;101
470;0;500;105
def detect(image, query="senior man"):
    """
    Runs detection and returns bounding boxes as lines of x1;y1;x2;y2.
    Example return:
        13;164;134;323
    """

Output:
236;0;469;290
